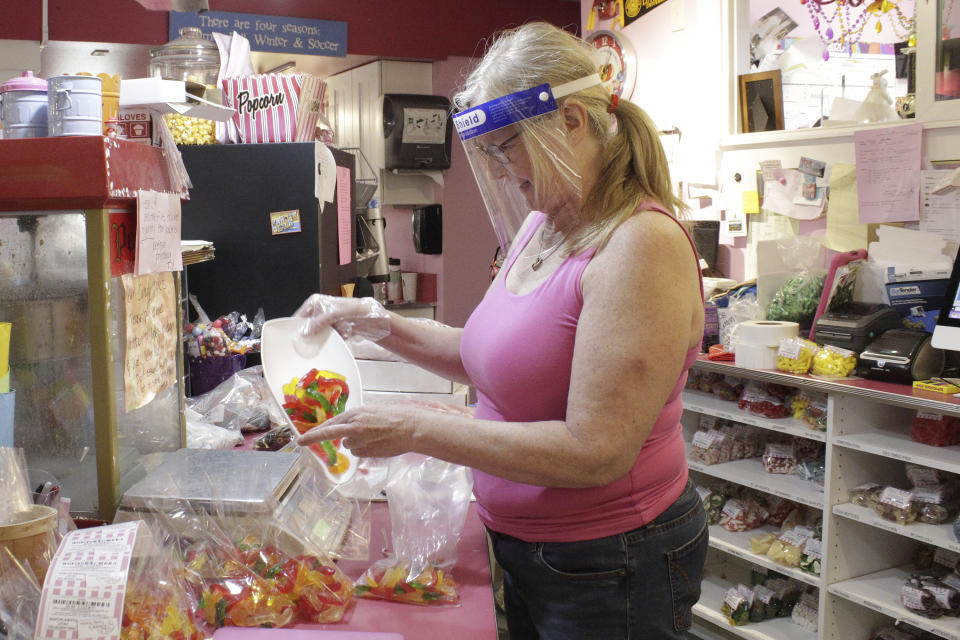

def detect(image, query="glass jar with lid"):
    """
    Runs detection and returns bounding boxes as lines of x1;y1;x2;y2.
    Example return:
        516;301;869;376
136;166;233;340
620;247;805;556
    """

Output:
149;26;220;86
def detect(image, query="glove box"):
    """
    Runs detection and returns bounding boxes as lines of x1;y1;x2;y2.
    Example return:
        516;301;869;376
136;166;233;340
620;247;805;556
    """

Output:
858;329;945;384
810;303;902;354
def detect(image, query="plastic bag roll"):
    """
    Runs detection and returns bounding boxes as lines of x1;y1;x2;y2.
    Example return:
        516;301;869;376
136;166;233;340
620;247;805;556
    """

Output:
736;320;800;347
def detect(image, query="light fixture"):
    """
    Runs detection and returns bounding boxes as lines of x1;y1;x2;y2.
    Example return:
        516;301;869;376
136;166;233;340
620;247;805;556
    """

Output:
801;0;915;60
91;48;109;56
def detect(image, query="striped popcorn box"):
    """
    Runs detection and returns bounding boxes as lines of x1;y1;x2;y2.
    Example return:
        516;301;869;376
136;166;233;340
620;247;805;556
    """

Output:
294;74;327;142
222;73;304;143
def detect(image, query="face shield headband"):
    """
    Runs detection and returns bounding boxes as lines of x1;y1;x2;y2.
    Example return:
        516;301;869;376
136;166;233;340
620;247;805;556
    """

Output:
453;74;603;254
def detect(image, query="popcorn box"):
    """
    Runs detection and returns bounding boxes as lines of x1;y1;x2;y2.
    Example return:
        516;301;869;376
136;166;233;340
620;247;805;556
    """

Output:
221;73;326;144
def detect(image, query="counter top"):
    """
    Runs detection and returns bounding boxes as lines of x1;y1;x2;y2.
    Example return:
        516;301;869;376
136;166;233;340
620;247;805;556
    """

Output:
694;355;960;416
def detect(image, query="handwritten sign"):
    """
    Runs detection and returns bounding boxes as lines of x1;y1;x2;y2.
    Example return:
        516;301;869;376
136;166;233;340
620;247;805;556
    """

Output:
336;166;352;266
171;10;347;57
136;190;183;276
122;272;177;412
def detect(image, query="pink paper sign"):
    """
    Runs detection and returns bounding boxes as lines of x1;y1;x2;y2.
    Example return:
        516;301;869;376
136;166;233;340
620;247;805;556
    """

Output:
336;166;352;266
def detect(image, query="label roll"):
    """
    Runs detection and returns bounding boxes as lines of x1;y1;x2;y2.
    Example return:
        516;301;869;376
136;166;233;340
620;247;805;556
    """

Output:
735;342;779;370
737;320;800;347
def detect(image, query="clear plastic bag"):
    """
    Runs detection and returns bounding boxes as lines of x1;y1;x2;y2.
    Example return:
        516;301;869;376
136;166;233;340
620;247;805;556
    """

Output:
810;344;858;378
850;483;884;508
354;454;473;605
776;337;819;374
876;487;919;525
0;447;32;526
911;412;960;447
718;290;760;353
186;365;286;433
764;236;826;329
763;443;798;475
0;548;41;640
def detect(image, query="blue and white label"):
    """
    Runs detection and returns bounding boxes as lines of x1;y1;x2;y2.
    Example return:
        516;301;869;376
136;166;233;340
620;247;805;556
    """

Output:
171;10;347;57
454;84;557;140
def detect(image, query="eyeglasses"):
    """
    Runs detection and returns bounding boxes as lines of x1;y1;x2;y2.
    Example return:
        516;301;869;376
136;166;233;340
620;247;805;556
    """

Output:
474;132;521;165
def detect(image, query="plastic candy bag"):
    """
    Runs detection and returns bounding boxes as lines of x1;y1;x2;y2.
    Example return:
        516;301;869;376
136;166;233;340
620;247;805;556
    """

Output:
764;236;826;329
697;485;729;525
721;585;752;625
721;498;769;532
763;443;798;475
354;454;472;605
902;575;945;619
0;548;41;640
186;365;286;433
776;337;819;374
738;382;790;419
799;537;822;576
791;589;819;631
876;487;919;525
811;344;857;378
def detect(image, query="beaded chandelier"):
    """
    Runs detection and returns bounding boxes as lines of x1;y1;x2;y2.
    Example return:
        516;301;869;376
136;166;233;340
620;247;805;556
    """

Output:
800;0;916;60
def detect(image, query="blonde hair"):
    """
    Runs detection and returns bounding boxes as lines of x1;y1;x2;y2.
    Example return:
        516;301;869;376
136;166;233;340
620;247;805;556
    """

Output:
454;22;686;254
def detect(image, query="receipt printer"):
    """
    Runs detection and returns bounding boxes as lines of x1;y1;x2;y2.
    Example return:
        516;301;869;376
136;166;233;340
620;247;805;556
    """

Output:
858;329;945;384
810;303;903;354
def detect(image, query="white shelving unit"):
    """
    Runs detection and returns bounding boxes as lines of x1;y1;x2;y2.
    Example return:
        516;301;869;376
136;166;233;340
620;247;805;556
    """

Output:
686;360;960;640
696;572;817;640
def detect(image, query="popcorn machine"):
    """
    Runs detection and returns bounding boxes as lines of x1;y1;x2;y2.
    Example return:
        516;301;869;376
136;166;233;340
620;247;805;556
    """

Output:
0;136;188;520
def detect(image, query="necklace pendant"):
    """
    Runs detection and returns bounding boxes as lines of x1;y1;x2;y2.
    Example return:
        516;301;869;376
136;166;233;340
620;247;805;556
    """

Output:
531;256;544;270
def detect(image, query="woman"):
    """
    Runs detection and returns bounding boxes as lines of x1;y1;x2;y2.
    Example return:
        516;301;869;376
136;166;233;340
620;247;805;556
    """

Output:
297;22;707;639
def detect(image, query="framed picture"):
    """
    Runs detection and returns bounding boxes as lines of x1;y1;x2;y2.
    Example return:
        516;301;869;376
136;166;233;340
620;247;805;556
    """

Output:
738;70;785;133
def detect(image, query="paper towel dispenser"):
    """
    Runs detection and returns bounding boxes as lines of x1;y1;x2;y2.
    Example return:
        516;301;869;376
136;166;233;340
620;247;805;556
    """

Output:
382;94;452;171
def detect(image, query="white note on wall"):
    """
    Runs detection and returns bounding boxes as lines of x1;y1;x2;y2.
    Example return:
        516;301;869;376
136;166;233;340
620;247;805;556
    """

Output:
920;170;960;252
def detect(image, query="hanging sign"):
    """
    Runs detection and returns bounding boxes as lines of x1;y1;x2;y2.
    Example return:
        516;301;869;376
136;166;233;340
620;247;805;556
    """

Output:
622;0;669;27
170;10;347;57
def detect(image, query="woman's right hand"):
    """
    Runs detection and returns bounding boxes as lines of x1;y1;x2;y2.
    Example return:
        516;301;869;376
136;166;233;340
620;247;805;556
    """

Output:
294;294;392;342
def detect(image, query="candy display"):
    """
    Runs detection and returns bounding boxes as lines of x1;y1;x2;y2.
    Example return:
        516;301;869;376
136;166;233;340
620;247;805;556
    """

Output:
776;337;819;374
749;584;781;622
738;382;790;419
795;458;825;490
850;482;884;508
721;585;751;625
281;368;351;475
911;485;955;525
810;344;857;378
185;310;263;358
710;376;744;402
354;561;459;605
800;392;828;432
720;498;769;532
902;575;946;619
183;533;354;628
749;532;777;555
689;427;727;466
766;527;811;568
906;464;948;488
790;589;819;632
799;537;822;576
762;443;798;475
765;578;802;617
252;426;295;451
121;573;204;640
910;411;960;447
876;487;919;525
697;485;728;525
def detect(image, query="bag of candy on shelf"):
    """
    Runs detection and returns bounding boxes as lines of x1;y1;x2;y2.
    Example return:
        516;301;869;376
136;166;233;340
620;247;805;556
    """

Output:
799;536;822;576
911;484;957;525
876;486;919;525
696;484;729;525
762;442;798;474
902;575;946;619
810;344;858;378
849;482;884;508
910;411;960;447
354;453;472;606
776;337;819;374
720;585;752;626
738;381;790;419
791;587;819;632
800;391;828;431
720;498;769;532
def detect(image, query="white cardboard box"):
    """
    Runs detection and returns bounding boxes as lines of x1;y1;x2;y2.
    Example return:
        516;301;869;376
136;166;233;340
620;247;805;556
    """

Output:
119;78;234;121
356;359;455;394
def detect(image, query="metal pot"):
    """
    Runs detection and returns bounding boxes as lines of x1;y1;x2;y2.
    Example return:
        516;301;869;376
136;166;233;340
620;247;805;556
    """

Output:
0;288;88;364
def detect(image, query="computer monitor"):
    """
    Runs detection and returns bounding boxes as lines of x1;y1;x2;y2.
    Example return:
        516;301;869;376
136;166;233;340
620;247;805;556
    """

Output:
932;248;960;350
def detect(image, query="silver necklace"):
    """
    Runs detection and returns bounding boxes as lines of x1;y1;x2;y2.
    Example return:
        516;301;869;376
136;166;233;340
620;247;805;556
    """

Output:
531;225;562;271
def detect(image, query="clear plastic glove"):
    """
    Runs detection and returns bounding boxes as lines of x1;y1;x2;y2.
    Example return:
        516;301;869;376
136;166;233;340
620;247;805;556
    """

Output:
294;294;392;355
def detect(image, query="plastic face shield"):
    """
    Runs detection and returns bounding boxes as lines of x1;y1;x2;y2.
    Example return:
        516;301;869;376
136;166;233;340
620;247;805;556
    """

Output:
453;76;601;254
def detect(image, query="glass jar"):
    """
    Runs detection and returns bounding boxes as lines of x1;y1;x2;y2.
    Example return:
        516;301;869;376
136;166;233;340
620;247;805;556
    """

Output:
149;26;220;86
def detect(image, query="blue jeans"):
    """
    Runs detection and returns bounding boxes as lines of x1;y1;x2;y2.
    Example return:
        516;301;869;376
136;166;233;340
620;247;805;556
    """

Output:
488;480;708;640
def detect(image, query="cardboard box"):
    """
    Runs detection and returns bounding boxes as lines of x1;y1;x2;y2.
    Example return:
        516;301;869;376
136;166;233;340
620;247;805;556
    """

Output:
356;359;455;394
913;379;960;394
116;108;153;144
119;77;234;121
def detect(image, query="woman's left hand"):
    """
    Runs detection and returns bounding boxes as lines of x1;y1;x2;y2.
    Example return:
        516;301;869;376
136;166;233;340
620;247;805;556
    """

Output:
297;401;473;458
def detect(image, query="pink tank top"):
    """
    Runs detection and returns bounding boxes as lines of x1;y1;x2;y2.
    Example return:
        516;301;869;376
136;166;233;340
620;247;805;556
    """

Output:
460;206;703;542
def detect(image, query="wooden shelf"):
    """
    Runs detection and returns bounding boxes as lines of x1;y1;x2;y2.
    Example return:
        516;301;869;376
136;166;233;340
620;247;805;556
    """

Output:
683;390;826;442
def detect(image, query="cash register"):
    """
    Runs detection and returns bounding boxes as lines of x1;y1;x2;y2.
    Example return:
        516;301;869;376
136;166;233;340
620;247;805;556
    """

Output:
932;246;960;353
